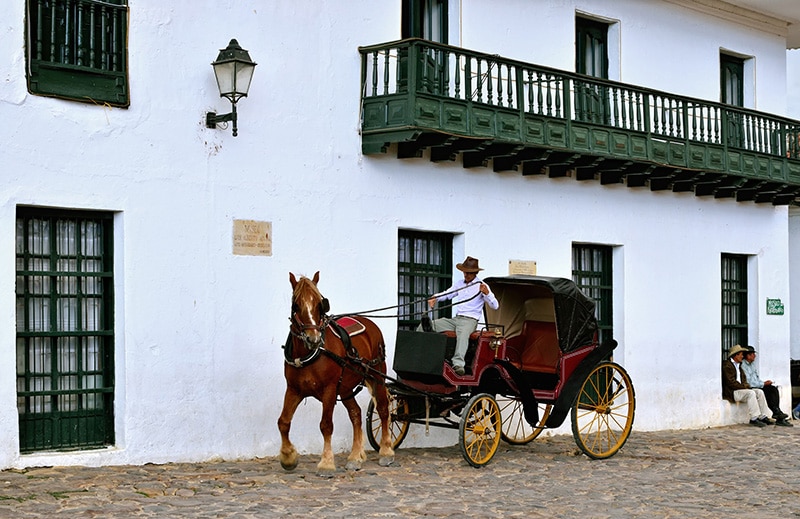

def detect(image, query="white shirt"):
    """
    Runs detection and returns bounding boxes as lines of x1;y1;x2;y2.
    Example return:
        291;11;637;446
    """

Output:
435;277;500;321
731;359;742;384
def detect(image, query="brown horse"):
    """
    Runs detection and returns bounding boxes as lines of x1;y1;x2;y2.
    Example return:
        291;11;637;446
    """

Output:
278;271;395;476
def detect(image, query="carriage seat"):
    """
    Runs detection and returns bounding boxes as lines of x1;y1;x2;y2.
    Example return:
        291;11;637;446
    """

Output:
441;330;484;341
504;320;560;374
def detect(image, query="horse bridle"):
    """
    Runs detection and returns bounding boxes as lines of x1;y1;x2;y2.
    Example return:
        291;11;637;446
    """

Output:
289;297;331;349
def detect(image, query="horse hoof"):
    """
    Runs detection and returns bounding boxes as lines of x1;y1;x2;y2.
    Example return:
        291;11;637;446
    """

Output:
378;456;395;467
280;459;298;471
316;468;336;478
345;460;362;471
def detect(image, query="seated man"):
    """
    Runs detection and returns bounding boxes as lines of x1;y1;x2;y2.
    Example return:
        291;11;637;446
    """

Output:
722;344;774;427
742;346;793;427
421;256;499;376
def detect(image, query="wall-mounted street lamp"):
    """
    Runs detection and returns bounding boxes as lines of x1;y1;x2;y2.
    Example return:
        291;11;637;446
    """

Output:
206;39;257;137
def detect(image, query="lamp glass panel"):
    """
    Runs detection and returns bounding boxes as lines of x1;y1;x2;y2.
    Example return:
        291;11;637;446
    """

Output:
234;64;255;97
213;61;236;97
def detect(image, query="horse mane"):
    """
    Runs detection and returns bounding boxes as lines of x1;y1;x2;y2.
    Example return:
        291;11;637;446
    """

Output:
293;276;322;302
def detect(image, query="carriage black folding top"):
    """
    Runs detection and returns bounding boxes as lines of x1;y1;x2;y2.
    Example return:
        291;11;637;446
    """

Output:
483;275;598;354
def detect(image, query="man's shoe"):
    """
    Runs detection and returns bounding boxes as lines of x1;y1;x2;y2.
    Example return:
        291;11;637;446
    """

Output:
453;366;465;376
772;411;788;420
758;416;776;425
793;408;800;420
776;418;794;427
750;419;767;427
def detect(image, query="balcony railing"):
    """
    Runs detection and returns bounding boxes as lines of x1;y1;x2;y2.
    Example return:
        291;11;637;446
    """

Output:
359;39;800;204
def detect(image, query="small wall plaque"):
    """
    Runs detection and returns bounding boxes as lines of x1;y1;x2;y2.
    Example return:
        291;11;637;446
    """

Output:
508;260;537;276
766;298;784;315
233;219;272;256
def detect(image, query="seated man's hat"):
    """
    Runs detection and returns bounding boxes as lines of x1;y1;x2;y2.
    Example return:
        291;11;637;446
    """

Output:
728;344;748;358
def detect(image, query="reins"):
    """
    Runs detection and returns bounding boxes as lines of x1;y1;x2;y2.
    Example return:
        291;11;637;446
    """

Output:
330;280;484;320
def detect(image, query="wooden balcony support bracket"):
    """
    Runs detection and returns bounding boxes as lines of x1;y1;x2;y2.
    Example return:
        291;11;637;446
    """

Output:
494;148;553;173
623;164;656;188
429;136;491;163
735;180;766;202
773;189;800;205
648;168;684;191
397;133;452;159
694;180;722;197
600;170;626;185
521;160;549;176
462;143;522;169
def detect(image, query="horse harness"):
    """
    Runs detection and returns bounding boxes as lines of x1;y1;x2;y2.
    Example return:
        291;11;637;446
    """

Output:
284;315;386;401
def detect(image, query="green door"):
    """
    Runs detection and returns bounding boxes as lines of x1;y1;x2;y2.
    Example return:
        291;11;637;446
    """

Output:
400;0;449;94
575;17;609;124
721;54;745;148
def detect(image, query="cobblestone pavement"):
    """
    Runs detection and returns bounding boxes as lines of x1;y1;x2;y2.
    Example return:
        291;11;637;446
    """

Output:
1;424;799;518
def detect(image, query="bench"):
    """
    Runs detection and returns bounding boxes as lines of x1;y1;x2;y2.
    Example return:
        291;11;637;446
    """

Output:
720;400;750;424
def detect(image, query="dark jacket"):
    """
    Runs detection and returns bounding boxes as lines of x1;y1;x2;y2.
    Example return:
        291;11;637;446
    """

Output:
722;359;751;402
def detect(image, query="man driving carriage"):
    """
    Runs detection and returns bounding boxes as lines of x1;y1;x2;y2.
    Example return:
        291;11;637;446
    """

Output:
419;256;499;376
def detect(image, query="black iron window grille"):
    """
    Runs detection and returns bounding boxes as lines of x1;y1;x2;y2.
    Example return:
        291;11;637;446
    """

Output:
398;230;453;330
26;0;129;107
16;207;115;453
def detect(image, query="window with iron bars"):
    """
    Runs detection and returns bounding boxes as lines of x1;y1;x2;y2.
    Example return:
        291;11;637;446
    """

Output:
398;230;453;330
572;244;613;346
721;253;748;361
16;207;115;453
26;0;129;107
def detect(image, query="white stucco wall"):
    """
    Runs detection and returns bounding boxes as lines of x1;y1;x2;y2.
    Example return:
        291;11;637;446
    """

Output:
0;0;796;469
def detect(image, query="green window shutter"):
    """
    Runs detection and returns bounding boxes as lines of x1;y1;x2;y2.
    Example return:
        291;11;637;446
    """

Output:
398;230;453;330
26;0;130;107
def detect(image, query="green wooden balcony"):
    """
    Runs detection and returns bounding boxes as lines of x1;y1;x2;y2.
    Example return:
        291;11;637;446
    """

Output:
359;39;800;205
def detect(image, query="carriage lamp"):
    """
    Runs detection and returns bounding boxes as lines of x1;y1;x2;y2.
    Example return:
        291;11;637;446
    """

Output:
490;327;504;357
205;39;257;137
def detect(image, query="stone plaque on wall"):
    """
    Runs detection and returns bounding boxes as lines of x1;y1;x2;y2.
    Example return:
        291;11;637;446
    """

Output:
233;219;272;256
508;260;537;276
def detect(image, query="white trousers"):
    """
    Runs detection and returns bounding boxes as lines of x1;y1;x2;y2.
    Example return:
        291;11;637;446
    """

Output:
733;388;771;420
427;316;478;370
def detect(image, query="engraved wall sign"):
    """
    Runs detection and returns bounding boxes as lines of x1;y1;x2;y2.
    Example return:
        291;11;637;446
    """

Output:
233;219;272;256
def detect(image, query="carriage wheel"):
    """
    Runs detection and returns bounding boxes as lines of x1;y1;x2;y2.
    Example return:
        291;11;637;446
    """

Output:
498;396;552;445
459;393;502;467
571;362;635;459
366;393;410;452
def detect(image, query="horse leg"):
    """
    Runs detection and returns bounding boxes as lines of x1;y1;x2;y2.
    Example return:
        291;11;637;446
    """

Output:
341;396;366;471
277;388;302;471
368;380;396;466
317;390;338;477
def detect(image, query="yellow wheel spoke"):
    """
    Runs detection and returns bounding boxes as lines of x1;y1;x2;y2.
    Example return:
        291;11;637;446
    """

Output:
571;363;635;459
459;394;501;467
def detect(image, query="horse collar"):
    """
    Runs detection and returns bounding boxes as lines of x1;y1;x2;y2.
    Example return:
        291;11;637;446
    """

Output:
283;332;324;368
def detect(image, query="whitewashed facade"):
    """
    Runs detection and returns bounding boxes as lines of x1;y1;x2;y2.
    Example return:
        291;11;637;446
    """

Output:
2;0;800;469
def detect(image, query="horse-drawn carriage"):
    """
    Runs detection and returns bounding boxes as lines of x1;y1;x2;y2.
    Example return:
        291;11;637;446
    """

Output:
280;272;634;474
365;275;635;466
